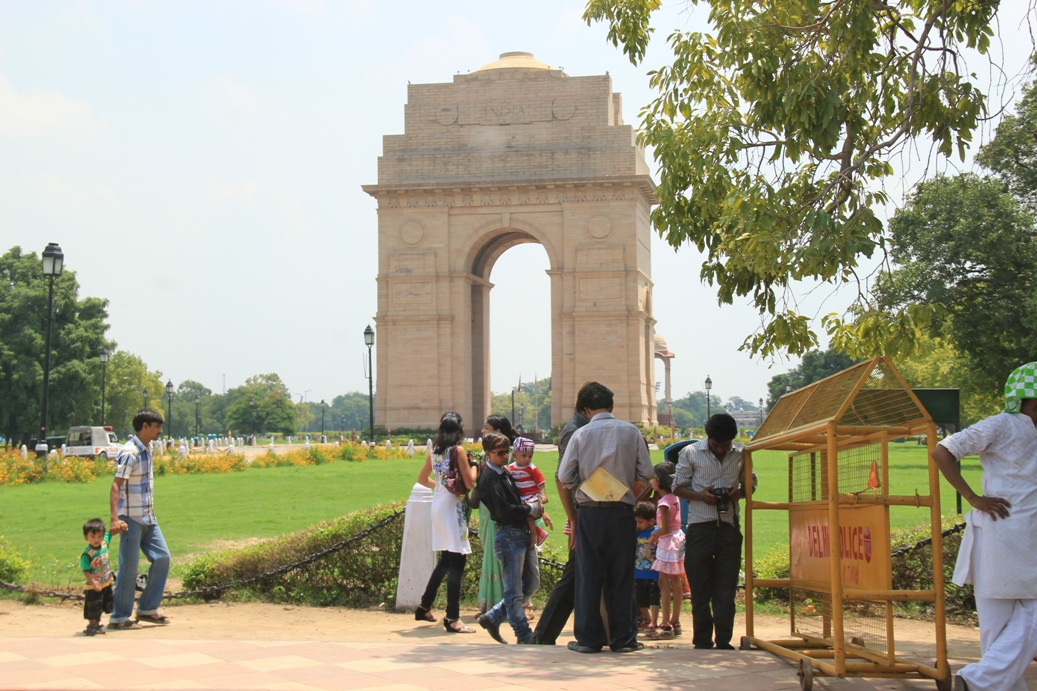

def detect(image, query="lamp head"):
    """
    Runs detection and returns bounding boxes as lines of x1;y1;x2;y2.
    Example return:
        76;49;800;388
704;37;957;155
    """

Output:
704;375;712;391
364;324;375;347
99;347;110;363
166;380;174;395
41;242;64;277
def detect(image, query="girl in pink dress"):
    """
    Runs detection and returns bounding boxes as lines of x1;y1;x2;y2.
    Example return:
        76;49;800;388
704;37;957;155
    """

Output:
650;461;685;638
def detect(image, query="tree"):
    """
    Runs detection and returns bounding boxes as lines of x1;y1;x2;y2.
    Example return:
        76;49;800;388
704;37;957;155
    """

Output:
874;173;1037;395
766;347;857;408
0;247;112;446
584;0;1007;358
225;374;297;436
977;58;1037;209
104;352;164;435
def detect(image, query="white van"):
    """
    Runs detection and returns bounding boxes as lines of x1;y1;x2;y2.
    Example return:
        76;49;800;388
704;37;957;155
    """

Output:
66;426;121;460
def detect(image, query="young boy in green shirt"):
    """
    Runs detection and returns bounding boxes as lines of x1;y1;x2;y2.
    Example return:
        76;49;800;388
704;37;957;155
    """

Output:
81;518;114;635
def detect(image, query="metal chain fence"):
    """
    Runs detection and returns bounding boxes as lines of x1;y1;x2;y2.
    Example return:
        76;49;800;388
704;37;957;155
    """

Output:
2;508;565;604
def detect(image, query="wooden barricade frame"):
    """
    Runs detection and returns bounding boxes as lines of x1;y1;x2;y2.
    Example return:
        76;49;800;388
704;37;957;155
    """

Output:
741;356;951;690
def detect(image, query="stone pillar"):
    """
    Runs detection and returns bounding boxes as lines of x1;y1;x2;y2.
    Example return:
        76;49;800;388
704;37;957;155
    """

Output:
395;483;435;611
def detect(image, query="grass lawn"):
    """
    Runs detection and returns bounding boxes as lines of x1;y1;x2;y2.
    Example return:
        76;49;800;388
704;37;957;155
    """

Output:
1;443;982;587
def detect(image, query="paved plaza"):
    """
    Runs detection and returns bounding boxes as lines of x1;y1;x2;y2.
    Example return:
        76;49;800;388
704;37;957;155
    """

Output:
4;630;1036;690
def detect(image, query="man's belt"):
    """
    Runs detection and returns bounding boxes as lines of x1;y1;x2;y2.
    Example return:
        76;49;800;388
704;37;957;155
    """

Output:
578;501;628;508
496;522;530;531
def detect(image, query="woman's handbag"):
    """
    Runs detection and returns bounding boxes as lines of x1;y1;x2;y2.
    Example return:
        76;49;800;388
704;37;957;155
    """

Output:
444;446;469;496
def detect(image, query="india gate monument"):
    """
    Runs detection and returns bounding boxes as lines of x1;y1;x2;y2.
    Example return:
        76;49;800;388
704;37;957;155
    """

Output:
363;52;659;430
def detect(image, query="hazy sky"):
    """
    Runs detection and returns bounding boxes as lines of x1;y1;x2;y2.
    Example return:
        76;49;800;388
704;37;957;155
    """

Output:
2;1;1033;412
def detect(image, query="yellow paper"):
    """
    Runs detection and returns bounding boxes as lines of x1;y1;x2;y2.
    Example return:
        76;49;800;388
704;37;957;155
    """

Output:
579;466;627;502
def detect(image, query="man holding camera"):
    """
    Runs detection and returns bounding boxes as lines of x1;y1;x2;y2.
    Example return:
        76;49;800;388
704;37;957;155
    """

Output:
673;413;756;650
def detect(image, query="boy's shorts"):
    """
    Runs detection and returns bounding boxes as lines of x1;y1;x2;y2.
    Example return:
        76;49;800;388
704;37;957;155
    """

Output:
83;584;114;621
635;578;660;608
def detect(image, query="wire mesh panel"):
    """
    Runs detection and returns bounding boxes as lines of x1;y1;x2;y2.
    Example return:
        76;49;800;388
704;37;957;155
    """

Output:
839;361;928;429
792;589;889;654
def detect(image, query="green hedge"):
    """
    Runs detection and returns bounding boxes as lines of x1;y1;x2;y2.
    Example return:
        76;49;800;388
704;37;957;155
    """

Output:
180;503;561;609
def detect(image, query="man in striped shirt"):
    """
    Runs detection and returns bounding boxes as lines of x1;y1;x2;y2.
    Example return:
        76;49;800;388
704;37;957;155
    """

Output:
108;409;172;629
673;413;756;650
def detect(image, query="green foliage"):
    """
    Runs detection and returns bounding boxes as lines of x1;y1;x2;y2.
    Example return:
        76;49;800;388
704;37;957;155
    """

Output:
894;334;1002;425
766;347;858;407
0;246;113;446
875;173;1037;401
225;374;298;436
584;0;1000;358
977;57;1037;209
0;535;30;583
890;517;973;622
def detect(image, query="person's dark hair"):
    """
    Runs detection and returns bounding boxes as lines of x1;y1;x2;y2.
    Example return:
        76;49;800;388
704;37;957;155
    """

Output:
705;413;738;443
132;409;164;433
577;382;613;412
484;414;518;442
633;501;656;521
83;518;105;536
433;411;464;455
653;461;676;492
481;431;510;455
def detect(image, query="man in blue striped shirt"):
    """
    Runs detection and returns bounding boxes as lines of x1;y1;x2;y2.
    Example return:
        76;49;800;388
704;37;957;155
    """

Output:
673;413;756;650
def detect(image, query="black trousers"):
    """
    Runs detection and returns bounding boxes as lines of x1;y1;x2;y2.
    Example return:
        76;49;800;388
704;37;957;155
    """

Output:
685;520;743;648
533;548;576;644
420;551;467;621
573;505;637;651
83;584;113;621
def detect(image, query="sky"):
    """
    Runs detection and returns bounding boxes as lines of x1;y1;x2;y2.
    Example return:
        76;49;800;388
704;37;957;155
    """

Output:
2;0;1034;413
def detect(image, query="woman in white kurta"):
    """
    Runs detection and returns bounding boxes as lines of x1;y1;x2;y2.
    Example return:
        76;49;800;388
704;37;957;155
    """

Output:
931;362;1037;691
414;411;478;633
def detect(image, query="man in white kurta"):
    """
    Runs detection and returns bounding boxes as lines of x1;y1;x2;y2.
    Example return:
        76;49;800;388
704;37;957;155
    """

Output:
930;362;1037;691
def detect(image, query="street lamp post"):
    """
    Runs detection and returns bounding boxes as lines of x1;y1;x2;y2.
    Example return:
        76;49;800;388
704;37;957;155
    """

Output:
143;387;149;410
37;242;64;460
249;396;255;438
364;325;375;443
759;397;764;426
195;395;201;438
704;375;713;421
165;380;174;440
320;399;326;442
99;347;110;426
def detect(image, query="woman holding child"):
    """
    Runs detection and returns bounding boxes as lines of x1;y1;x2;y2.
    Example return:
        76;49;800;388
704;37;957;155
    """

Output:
414;411;479;633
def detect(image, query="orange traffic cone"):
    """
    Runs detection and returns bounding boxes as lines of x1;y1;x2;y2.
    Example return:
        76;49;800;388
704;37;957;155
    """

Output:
867;460;881;490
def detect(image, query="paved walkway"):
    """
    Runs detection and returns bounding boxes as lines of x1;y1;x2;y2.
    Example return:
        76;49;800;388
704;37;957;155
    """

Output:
6;633;1036;690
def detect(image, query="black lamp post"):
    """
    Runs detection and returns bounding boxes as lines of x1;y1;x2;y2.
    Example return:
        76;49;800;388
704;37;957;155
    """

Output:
759;397;764;426
195;395;201;437
364;325;375;442
36;242;64;459
165;380;174;439
99;347;110;426
704;375;712;421
249;396;255;438
320;399;326;441
143;387;149;410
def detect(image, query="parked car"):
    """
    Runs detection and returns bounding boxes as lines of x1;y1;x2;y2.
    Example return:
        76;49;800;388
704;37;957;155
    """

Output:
65;426;121;460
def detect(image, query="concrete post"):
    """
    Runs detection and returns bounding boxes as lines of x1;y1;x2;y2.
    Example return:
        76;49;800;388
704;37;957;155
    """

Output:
395;483;435;611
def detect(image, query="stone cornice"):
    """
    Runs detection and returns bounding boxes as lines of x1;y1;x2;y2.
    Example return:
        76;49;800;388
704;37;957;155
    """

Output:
362;176;657;208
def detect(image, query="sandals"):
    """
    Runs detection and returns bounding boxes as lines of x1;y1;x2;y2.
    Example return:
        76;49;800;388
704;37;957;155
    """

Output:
83;624;105;636
107;620;141;630
443;617;476;634
414;605;436;622
649;624;673;639
136;613;171;625
671;622;682;637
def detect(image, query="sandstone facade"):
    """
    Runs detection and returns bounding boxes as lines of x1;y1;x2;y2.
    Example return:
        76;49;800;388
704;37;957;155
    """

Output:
363;52;658;430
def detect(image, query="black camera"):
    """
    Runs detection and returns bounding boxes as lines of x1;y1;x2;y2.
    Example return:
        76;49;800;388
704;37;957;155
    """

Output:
711;486;731;514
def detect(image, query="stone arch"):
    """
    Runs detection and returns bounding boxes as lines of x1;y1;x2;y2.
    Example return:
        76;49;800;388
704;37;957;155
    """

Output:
364;53;658;431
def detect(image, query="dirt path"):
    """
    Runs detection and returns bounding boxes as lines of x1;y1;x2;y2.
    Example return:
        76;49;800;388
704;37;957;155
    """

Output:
0;598;981;663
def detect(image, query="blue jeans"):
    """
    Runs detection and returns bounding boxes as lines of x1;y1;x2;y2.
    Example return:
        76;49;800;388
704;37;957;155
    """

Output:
484;526;538;641
111;517;170;623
